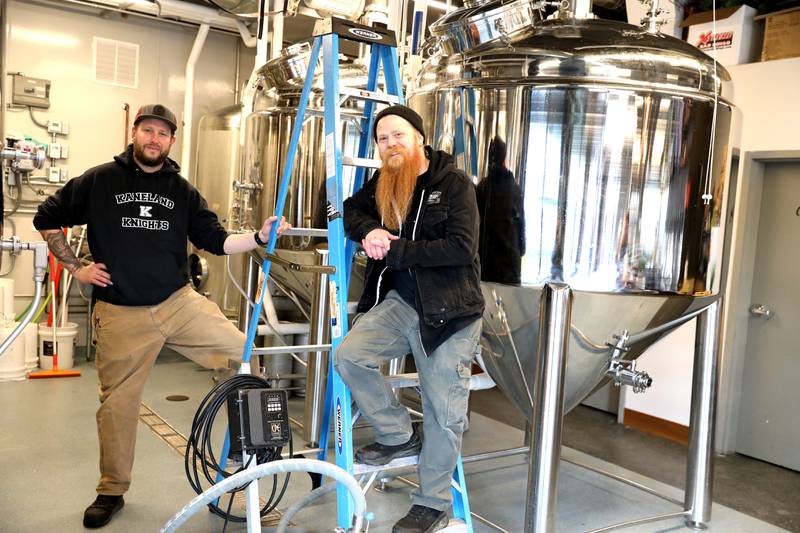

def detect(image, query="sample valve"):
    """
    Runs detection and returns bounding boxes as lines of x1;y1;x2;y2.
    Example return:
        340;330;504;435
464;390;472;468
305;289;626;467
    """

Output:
605;330;653;393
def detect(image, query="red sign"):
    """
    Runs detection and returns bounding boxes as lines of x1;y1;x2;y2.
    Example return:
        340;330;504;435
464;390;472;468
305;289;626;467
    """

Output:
696;30;734;50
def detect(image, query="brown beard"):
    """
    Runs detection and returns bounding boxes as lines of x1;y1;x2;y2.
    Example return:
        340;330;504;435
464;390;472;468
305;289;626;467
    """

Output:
133;139;170;167
375;145;425;231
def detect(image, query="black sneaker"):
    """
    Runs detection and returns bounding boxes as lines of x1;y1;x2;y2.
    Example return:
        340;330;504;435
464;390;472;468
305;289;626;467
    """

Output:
392;505;448;533
83;494;124;528
355;425;422;466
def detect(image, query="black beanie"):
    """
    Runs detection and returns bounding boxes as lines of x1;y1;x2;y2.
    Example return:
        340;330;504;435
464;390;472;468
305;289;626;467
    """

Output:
373;105;426;144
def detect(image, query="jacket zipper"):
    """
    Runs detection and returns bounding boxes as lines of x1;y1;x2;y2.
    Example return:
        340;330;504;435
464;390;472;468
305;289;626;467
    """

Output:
370;217;399;311
372;266;388;310
412;190;429;357
411;190;425;241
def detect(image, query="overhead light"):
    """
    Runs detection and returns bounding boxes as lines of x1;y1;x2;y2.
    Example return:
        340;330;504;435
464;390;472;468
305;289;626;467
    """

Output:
10;26;80;48
427;0;457;12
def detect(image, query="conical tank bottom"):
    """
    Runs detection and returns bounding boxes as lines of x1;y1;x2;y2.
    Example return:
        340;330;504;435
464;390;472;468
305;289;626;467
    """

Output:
480;283;713;421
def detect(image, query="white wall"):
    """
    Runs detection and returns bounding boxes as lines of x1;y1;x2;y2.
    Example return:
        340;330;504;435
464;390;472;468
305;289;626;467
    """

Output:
1;0;254;344
715;57;800;453
624;321;695;426
624;57;800;440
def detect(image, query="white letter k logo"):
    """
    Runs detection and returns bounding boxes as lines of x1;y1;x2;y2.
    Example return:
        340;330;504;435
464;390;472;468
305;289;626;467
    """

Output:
139;205;153;218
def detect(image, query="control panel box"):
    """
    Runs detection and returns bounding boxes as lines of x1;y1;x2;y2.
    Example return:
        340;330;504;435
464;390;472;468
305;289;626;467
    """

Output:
226;388;290;456
12;74;51;109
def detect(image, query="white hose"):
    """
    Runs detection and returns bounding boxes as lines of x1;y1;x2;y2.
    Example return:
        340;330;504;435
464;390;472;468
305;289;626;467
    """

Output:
276;482;337;533
160;459;367;532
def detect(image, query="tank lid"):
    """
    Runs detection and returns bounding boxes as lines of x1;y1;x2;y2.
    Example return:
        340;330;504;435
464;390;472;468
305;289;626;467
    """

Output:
423;17;730;97
430;0;541;53
260;43;368;92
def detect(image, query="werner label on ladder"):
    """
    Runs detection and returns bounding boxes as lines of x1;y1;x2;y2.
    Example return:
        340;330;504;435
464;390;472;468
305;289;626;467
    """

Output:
286;17;484;533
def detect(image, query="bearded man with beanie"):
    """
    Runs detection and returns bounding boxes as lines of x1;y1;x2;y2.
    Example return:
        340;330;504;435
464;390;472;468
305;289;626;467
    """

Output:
336;105;484;533
33;104;289;528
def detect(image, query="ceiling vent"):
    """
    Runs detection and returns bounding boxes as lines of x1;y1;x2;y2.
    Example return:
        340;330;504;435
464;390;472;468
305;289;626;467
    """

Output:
93;37;139;89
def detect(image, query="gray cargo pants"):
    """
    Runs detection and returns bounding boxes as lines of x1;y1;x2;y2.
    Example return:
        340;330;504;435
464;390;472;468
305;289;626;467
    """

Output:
334;290;481;511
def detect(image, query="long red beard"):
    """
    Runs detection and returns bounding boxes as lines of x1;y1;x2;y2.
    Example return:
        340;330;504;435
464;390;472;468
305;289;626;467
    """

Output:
376;145;425;231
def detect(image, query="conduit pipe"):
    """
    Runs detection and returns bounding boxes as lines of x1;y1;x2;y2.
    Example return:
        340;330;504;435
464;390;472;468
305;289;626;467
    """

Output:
235;19;257;47
160;459;367;532
68;0;240;31
271;0;284;59
256;290;310;336
180;23;210;177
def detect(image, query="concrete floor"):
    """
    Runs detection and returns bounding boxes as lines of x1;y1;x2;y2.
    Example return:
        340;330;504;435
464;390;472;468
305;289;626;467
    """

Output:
0;352;794;533
472;388;800;532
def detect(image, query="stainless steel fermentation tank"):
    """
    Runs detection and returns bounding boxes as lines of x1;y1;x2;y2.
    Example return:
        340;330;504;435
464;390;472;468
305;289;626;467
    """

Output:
241;43;371;298
193;44;371;310
409;1;731;530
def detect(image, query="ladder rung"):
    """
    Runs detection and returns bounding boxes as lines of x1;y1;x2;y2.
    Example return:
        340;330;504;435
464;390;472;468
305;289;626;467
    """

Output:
384;372;420;389
340;87;401;106
352;454;419;475
251;344;331;355
282;227;328;238
343;156;381;169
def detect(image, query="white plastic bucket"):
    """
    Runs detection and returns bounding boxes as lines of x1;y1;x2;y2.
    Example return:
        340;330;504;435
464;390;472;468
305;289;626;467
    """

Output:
23;323;39;372
0;279;14;326
38;322;79;370
0;325;27;381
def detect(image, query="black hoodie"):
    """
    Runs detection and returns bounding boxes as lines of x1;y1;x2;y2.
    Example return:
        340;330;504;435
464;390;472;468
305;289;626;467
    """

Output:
344;147;484;355
33;146;229;306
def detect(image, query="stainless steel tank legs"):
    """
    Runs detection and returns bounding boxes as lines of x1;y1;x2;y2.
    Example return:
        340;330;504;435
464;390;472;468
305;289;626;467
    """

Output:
522;292;721;532
524;282;573;533
303;249;331;446
684;299;721;530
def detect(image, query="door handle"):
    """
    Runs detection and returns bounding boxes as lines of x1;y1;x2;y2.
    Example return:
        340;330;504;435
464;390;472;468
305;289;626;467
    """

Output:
749;303;774;320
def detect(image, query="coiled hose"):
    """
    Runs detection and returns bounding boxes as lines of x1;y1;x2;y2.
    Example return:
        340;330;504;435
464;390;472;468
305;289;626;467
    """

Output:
162;459;367;532
184;374;292;526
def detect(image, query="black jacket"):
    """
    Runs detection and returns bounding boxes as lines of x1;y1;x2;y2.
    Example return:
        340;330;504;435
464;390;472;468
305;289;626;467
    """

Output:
344;147;484;354
33;146;229;306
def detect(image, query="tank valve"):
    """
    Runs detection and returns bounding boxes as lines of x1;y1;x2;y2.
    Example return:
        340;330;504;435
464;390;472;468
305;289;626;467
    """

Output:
640;0;666;33
605;330;653;393
607;359;653;393
232;180;263;191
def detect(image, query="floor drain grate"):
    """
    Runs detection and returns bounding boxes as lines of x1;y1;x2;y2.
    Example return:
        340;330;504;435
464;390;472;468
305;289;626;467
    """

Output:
165;394;190;402
139;403;287;526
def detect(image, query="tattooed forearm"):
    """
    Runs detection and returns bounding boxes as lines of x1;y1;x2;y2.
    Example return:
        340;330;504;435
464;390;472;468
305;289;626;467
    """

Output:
41;230;82;274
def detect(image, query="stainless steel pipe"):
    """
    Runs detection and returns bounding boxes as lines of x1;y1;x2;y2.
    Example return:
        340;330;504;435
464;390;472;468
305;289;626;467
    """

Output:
0;240;48;356
524;283;572;533
238;253;260;332
684;300;721;529
303;248;330;446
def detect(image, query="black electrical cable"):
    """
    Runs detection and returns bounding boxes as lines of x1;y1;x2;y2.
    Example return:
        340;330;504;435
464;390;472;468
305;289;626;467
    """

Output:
257;0;266;40
27;106;48;129
185;374;293;524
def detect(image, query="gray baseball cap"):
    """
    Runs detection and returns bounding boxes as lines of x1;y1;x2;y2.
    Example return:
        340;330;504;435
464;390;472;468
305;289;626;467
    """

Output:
134;104;177;133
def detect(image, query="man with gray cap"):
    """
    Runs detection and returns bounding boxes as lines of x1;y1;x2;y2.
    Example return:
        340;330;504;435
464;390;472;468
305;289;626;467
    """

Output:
337;105;484;532
33;104;289;528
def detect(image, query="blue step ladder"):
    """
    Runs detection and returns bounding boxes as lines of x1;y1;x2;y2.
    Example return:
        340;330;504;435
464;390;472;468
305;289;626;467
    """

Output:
265;18;475;532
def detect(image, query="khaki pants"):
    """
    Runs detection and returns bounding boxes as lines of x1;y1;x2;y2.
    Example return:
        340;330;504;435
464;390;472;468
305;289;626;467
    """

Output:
91;285;245;495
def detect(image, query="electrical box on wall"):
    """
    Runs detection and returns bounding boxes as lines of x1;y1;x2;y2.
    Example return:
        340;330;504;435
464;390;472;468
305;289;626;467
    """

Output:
11;74;51;109
48;167;68;183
